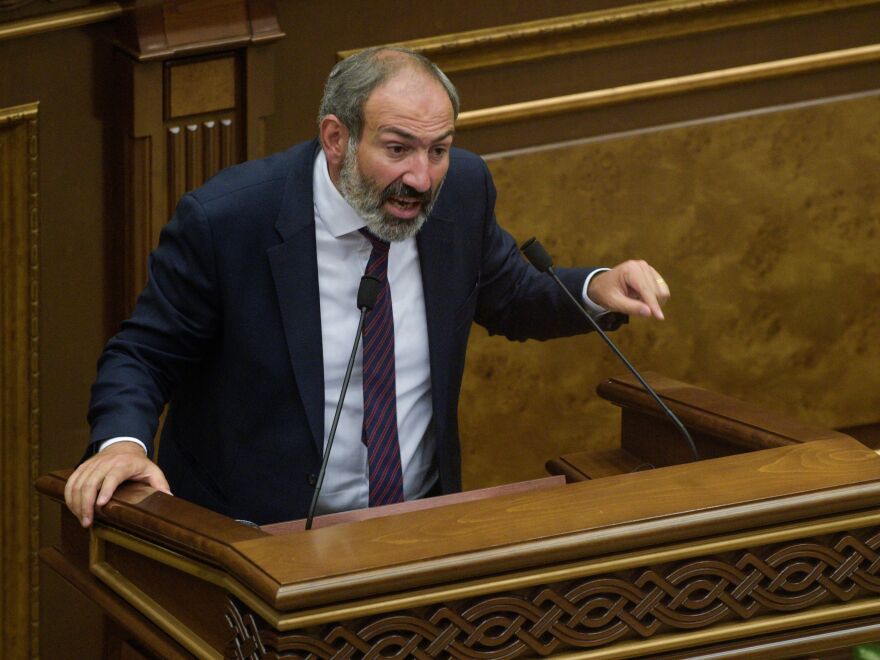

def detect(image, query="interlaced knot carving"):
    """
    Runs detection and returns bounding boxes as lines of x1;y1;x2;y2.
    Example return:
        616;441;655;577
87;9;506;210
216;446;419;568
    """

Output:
225;598;267;660
225;529;880;658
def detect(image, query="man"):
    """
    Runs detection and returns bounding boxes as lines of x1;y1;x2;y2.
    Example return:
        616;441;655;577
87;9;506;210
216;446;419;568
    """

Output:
65;47;669;527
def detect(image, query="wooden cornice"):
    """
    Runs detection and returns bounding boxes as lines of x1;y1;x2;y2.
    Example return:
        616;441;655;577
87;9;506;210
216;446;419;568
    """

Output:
341;0;880;71
0;0;285;55
0;2;121;41
112;0;285;62
456;43;880;129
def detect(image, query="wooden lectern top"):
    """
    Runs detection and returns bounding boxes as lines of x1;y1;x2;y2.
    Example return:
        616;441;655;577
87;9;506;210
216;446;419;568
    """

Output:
38;437;880;613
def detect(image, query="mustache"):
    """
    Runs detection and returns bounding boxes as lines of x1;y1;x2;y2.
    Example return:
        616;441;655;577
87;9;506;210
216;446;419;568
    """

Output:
379;180;433;205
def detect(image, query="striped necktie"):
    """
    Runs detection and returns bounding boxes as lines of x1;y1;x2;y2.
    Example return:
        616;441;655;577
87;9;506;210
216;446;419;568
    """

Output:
359;229;404;506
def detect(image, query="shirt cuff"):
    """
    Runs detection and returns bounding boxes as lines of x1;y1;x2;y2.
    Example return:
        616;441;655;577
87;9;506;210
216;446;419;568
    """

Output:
581;268;611;316
99;437;148;454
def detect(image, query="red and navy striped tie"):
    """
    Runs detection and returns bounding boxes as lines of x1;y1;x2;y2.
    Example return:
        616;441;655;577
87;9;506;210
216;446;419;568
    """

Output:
359;229;404;506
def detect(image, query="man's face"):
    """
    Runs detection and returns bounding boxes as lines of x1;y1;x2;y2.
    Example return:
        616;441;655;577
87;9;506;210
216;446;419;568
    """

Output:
338;69;455;242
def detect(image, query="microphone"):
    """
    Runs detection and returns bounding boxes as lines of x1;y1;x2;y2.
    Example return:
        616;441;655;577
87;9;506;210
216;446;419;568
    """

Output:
520;237;700;462
305;275;382;530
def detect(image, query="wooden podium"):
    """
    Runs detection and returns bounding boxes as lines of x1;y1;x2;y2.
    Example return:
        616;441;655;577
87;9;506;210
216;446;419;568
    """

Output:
38;374;880;658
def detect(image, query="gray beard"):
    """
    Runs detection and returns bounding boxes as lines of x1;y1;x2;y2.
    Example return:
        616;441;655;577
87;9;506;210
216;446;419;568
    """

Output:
337;139;439;243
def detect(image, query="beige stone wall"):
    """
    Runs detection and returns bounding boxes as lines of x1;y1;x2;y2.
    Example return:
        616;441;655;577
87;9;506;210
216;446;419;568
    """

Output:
460;92;880;488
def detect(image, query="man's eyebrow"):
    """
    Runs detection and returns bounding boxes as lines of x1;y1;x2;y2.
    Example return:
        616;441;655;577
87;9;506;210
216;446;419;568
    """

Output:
378;127;455;143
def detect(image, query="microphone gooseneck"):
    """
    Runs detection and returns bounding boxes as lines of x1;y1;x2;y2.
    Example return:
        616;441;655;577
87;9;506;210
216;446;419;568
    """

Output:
519;237;700;462
305;275;382;530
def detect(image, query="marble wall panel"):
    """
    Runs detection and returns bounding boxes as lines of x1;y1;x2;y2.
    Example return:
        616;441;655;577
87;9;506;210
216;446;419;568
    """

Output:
460;92;880;489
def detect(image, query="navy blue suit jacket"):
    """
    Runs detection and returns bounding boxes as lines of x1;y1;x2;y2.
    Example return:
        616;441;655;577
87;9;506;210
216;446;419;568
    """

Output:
87;140;624;524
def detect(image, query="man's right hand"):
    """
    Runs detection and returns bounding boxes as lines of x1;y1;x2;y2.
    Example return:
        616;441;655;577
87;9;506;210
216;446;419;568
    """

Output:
64;441;172;528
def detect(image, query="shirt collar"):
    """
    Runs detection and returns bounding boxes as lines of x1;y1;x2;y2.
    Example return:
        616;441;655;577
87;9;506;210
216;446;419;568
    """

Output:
313;149;365;238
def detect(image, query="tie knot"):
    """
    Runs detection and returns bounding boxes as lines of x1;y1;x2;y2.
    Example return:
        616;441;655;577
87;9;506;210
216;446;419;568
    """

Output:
359;228;390;255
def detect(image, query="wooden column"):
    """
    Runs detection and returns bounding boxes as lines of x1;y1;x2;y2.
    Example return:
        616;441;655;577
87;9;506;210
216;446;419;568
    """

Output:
105;0;284;324
0;102;40;660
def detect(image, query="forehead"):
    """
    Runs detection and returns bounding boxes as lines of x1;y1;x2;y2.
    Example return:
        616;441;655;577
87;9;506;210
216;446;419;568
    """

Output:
362;68;455;140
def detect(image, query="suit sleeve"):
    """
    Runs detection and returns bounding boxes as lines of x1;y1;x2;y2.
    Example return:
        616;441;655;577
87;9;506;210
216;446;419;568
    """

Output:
86;193;220;457
471;158;626;341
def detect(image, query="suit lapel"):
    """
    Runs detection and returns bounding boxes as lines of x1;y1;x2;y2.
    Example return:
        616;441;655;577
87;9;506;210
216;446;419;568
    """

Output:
268;141;325;452
417;211;455;447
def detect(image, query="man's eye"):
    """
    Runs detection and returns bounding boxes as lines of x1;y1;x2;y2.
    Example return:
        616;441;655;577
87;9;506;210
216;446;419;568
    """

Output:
387;145;405;155
431;147;448;159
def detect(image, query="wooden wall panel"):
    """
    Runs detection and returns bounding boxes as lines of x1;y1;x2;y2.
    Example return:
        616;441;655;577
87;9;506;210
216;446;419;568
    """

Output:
0;102;39;660
459;92;880;488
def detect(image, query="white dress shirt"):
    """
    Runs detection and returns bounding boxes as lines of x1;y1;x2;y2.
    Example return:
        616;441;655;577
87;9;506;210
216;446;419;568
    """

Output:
310;151;436;514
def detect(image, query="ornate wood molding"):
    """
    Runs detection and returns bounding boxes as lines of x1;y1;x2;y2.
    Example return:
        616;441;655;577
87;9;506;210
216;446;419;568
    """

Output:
111;0;284;62
0;101;40;660
102;2;282;319
37;433;880;658
340;0;880;72
0;2;122;41
456;43;880;129
224;523;880;657
88;507;880;657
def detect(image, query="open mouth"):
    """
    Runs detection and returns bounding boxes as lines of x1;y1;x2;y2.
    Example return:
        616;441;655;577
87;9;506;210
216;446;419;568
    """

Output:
387;197;421;211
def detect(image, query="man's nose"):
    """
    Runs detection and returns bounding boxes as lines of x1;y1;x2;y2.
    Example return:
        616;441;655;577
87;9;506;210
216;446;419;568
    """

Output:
403;152;431;193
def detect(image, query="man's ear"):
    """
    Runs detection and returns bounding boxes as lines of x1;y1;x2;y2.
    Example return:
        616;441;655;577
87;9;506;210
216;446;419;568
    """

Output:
319;115;350;178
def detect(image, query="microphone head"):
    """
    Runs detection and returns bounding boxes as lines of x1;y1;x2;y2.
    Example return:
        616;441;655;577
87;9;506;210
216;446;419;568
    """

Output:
520;237;554;273
357;275;382;310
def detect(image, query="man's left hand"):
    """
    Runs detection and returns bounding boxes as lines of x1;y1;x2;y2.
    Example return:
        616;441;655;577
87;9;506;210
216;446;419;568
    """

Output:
588;260;670;320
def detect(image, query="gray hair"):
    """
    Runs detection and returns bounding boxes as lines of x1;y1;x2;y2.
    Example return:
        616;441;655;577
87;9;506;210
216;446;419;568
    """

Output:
318;46;460;138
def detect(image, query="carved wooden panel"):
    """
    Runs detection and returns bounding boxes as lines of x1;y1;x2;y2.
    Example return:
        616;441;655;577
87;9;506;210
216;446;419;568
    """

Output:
167;55;237;118
103;1;283;320
0;102;40;660
163;53;242;206
224;526;880;658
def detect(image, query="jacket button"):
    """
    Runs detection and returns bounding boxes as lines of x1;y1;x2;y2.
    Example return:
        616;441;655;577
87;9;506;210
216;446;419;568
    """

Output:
307;473;317;486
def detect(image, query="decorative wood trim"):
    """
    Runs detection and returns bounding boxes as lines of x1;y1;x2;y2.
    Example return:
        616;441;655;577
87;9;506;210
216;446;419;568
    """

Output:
0;101;40;660
90;525;282;639
90;531;223;659
456;43;880;129
90;509;880;637
39;431;880;657
274;510;880;630
111;0;284;62
227;523;880;657
340;0;880;72
0;2;122;42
